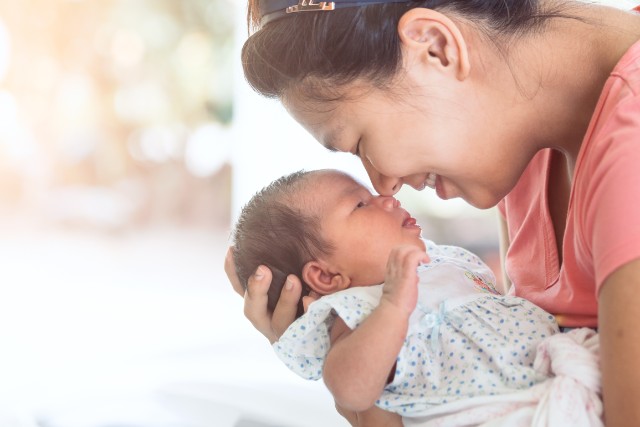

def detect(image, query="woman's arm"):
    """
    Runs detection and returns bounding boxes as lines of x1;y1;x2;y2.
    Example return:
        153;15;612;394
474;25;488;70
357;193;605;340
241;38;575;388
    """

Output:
497;214;512;295
598;258;640;427
323;245;427;412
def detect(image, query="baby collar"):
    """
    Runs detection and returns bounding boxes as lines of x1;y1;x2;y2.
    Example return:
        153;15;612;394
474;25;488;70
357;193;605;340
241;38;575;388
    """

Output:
260;0;411;26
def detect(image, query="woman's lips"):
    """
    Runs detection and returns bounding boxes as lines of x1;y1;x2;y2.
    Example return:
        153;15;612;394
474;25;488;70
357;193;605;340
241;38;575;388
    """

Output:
425;172;436;189
415;173;437;191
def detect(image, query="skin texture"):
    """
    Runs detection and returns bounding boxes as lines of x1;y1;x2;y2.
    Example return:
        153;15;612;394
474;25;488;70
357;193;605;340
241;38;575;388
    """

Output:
300;171;426;293
598;259;640;427
228;3;640;426
283;8;562;209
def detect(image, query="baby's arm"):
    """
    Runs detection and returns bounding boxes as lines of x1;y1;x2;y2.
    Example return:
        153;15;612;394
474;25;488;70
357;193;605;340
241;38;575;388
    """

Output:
323;245;428;413
337;403;403;427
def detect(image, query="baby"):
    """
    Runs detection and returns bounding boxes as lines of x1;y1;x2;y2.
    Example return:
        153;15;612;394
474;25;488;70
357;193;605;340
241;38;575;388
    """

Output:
232;169;561;425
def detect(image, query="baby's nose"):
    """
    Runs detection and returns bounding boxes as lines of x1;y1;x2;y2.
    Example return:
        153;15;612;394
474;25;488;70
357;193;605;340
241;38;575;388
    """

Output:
380;196;400;209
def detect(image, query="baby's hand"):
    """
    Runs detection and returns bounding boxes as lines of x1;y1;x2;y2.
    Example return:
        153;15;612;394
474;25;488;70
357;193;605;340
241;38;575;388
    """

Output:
381;245;429;316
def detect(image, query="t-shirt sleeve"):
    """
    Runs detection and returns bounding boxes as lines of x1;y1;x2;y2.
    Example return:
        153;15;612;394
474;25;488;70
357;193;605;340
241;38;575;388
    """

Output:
580;86;640;293
272;286;382;380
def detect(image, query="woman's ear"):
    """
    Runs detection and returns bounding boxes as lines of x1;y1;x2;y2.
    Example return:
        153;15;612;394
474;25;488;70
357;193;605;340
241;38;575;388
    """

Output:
302;261;351;295
398;8;470;81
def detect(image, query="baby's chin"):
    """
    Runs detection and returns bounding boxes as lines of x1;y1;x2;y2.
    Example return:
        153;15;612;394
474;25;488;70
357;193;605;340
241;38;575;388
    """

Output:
403;237;426;252
391;238;427;253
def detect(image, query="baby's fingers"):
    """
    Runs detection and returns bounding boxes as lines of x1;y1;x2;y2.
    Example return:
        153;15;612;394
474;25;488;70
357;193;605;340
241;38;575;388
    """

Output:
387;246;429;275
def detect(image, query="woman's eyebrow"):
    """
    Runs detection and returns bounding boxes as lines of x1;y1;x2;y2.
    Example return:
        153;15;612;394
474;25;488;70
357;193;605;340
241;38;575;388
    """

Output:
321;130;339;152
321;122;346;152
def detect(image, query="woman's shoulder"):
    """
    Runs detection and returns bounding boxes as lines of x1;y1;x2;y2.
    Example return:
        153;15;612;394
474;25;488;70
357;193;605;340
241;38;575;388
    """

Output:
575;39;640;180
611;38;640;83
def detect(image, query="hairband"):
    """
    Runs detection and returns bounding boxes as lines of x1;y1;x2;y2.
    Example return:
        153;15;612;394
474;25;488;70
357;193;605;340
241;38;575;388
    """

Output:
259;0;411;26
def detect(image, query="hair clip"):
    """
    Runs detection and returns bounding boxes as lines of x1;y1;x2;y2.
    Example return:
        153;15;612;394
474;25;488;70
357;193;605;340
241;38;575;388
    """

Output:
259;0;410;26
286;0;335;13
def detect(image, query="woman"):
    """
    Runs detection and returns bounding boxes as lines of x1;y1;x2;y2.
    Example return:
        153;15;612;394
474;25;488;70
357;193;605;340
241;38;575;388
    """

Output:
226;1;640;425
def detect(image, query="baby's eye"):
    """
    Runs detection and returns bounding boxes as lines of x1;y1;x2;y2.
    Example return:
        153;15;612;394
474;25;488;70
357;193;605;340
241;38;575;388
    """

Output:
356;201;367;208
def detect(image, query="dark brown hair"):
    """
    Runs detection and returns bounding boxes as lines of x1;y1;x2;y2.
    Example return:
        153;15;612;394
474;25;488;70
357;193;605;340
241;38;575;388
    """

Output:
232;170;334;318
242;0;579;101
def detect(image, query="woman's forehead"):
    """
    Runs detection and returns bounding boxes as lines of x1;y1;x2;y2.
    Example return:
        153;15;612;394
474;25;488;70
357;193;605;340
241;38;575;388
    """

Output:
282;89;342;120
283;97;348;148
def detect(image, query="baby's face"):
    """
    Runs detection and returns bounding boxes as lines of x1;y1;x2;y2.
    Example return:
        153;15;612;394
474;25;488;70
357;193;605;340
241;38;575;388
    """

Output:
309;170;426;287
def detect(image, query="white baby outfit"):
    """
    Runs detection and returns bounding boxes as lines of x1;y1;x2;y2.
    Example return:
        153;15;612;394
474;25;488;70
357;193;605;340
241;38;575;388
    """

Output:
273;240;560;419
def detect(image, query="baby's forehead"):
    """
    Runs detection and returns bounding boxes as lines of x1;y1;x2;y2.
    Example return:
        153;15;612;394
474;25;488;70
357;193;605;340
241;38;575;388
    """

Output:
294;170;367;211
309;169;363;188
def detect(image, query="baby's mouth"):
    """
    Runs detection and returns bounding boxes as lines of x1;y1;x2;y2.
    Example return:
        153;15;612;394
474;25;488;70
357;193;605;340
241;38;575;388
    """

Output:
402;214;420;229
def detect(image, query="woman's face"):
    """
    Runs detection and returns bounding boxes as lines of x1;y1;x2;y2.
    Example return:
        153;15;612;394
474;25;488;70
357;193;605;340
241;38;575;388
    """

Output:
284;71;535;209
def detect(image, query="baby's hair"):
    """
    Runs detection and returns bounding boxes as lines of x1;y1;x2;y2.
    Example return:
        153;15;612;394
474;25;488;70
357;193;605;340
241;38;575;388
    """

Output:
232;170;334;318
242;0;584;101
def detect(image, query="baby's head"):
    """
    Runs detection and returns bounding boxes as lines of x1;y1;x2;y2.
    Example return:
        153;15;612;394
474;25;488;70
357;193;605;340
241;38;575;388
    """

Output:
232;169;425;317
232;170;331;317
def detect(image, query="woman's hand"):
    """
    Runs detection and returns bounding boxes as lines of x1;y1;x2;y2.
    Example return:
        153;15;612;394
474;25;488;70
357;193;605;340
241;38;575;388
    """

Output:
225;247;315;343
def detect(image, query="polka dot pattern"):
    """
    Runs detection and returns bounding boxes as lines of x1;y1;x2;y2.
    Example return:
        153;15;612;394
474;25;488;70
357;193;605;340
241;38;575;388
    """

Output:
273;240;559;417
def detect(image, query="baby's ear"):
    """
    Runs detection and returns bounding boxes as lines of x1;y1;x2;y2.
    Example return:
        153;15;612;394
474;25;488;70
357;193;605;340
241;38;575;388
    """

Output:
302;261;350;295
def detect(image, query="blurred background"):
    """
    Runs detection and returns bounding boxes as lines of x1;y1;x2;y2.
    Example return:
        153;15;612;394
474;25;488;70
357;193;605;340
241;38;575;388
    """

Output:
0;0;633;426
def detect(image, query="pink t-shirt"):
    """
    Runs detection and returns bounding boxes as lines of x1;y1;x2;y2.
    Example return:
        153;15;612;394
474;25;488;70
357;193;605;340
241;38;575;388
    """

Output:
498;37;640;328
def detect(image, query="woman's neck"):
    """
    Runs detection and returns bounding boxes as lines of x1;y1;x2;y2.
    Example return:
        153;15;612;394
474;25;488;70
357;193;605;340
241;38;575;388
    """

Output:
481;2;640;177
548;3;640;167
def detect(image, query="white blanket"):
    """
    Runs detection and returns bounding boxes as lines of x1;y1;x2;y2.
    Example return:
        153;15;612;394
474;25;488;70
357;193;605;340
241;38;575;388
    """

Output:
403;328;602;427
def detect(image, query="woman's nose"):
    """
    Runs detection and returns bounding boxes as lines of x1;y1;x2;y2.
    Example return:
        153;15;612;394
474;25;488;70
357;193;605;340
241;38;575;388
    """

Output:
362;159;402;196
